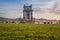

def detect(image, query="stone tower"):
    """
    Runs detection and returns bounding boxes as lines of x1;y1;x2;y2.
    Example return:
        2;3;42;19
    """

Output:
23;4;33;23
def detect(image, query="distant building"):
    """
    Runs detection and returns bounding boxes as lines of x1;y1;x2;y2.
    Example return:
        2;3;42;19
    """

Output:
34;18;48;24
34;18;60;24
23;4;33;23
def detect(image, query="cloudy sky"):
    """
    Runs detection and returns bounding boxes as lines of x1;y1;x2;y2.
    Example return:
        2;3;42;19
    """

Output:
0;0;60;20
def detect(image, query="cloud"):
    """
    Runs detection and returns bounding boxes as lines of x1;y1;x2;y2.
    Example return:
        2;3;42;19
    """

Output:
51;0;60;14
0;3;23;18
0;0;60;19
33;12;60;20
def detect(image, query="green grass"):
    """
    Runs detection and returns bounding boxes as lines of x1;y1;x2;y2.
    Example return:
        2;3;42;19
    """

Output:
0;23;60;40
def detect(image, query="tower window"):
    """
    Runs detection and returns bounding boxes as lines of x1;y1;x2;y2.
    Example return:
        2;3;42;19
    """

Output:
27;13;29;19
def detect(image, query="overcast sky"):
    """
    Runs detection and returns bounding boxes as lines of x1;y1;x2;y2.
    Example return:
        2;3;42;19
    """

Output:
0;0;60;20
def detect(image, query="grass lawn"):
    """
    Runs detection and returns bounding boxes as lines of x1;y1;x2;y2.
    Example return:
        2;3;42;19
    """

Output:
0;23;60;40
